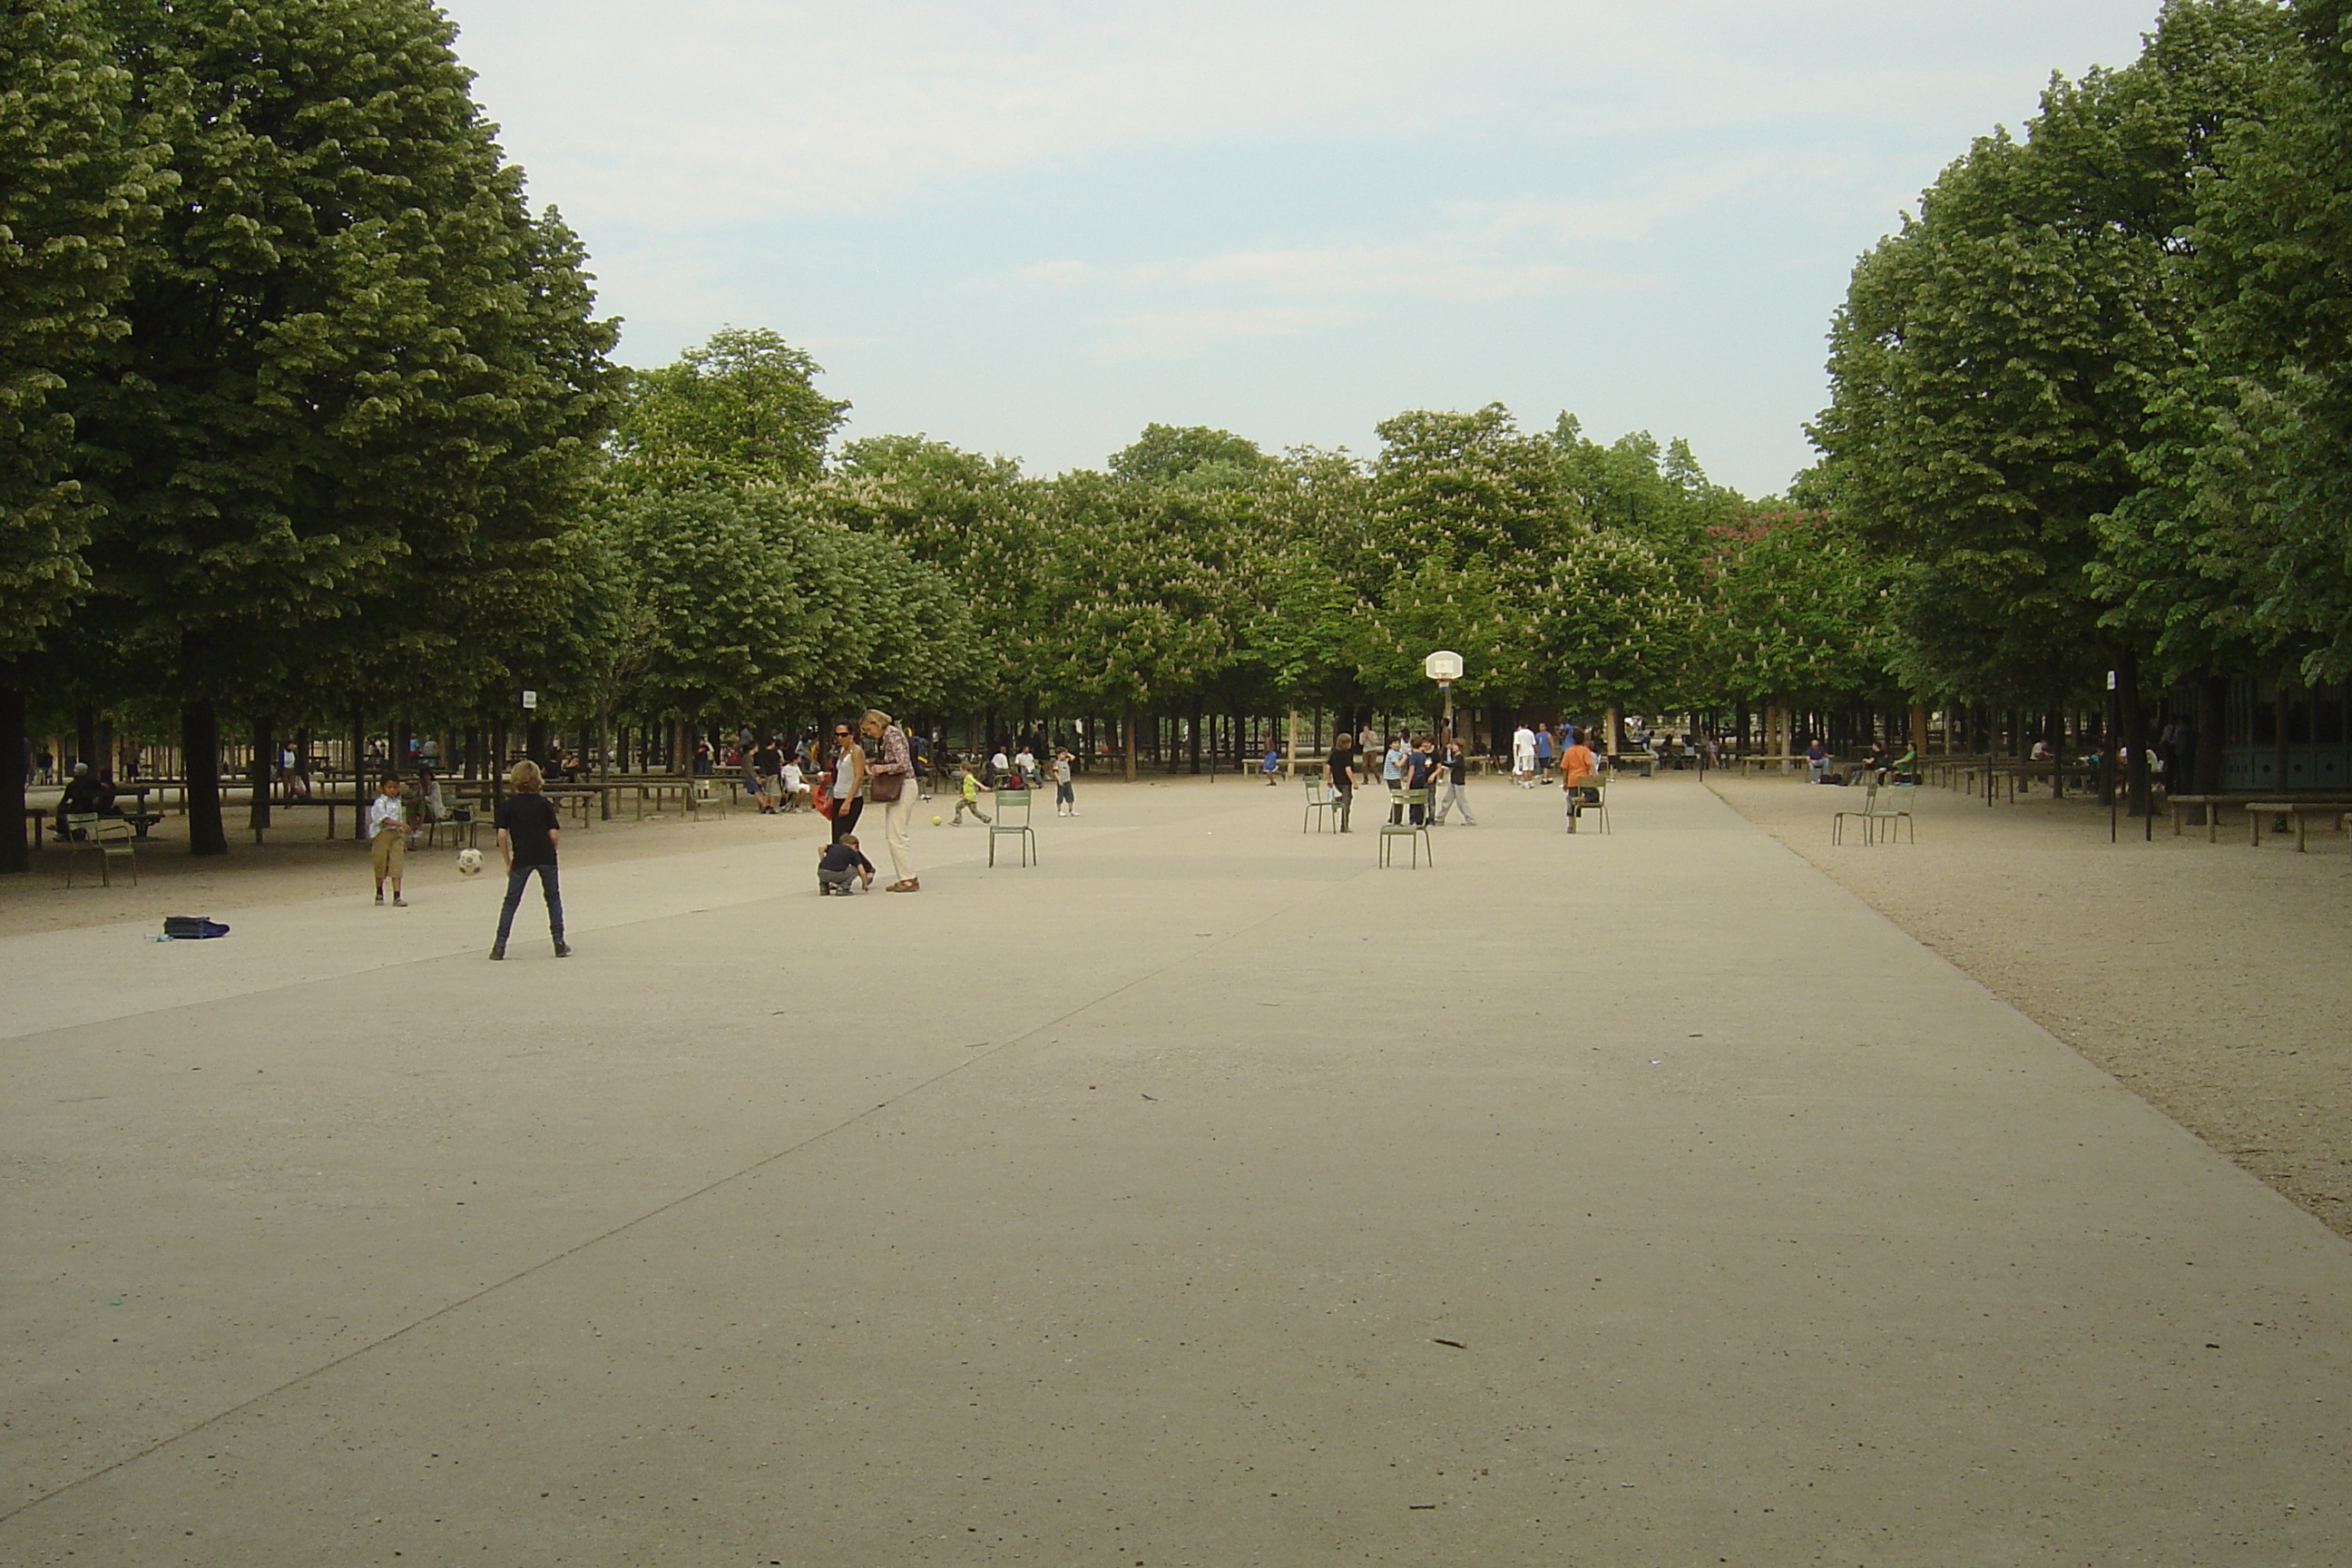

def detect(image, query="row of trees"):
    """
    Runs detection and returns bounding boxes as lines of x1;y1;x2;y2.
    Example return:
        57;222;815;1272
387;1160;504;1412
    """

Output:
7;0;1892;875
67;0;2324;865
583;339;1889;781
1812;0;2352;807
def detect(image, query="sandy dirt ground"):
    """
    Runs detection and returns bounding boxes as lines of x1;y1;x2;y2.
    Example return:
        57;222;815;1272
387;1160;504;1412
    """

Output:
1709;771;2352;1241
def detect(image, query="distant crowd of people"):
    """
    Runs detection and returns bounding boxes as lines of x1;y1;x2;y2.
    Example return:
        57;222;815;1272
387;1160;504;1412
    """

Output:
1311;723;1607;834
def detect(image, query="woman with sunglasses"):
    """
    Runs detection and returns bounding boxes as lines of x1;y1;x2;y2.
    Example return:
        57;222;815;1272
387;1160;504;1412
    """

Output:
827;722;866;844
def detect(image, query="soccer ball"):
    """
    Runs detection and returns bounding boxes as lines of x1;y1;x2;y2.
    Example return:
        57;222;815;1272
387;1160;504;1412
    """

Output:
932;815;942;826
456;848;485;876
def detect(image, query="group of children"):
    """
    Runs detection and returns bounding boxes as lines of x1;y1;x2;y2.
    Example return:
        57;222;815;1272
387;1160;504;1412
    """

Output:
949;746;1078;825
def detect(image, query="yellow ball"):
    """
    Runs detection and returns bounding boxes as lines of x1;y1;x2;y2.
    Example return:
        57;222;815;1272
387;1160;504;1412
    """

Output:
931;815;942;825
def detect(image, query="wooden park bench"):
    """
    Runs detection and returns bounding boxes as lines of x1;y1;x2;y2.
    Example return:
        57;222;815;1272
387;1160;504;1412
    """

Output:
2241;799;2352;851
2168;794;2230;842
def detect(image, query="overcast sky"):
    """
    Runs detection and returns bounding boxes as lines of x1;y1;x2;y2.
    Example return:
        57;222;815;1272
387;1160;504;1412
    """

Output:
440;0;2166;496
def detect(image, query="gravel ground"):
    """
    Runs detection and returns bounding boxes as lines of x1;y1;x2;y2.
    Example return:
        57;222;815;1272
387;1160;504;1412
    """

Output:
1710;770;2352;1240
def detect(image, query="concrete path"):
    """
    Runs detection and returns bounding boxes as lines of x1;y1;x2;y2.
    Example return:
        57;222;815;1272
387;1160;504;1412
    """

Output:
4;774;2347;1565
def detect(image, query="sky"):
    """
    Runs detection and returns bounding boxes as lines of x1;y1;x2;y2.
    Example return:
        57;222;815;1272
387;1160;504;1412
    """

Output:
439;0;2170;498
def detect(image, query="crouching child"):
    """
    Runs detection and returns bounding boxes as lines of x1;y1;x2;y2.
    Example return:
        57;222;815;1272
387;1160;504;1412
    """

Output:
818;834;876;896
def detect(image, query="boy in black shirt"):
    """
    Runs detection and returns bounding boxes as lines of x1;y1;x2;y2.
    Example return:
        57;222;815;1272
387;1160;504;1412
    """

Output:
1326;736;1357;832
491;760;568;959
818;835;875;895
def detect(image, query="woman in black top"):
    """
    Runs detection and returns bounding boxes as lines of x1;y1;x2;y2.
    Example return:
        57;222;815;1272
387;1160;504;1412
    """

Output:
491;760;568;960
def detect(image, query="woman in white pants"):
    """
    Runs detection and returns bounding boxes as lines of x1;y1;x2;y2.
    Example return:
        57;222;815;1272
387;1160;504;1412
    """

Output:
859;709;921;892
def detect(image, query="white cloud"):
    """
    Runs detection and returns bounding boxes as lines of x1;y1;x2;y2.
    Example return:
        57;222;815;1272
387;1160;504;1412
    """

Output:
1102;305;1352;357
448;0;2146;228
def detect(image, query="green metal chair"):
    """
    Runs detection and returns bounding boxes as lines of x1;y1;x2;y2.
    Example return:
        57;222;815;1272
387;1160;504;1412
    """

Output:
1830;781;1877;845
988;788;1038;867
64;814;138;887
1565;777;1610;835
1377;789;1433;867
1864;782;1918;844
1302;777;1334;833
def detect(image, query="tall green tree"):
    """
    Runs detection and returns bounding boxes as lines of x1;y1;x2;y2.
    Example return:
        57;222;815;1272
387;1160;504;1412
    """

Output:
2096;0;2352;687
67;0;619;852
1706;510;1891;708
0;0;163;870
818;435;1042;712
1034;472;1245;778
1814;0;2291;804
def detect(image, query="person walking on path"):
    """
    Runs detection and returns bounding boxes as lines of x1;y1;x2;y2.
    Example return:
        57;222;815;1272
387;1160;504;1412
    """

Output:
1054;749;1078;816
491;760;567;958
1561;731;1600;832
817;834;876;895
1433;735;1476;825
1512;723;1537;788
952;763;993;825
1534;723;1556;780
1326;733;1357;832
368;775;412;906
828;723;866;844
860;708;921;892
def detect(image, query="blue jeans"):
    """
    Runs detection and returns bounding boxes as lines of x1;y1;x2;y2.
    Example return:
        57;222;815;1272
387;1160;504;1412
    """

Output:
496;862;564;945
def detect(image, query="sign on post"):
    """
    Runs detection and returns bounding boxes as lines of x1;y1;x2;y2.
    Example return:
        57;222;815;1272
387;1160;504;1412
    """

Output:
520;689;538;710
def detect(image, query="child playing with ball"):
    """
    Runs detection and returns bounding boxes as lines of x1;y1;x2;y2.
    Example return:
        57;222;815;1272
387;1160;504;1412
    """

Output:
950;763;992;826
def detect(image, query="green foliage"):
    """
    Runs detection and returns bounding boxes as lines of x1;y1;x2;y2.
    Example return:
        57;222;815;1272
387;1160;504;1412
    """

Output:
1033;472;1244;709
1815;0;2295;702
1107;423;1272;489
1368;404;1569;573
612;327;848;491
0;0;162;657
2092;0;2352;682
64;0;620;720
1706;511;1892;703
1535;529;1703;715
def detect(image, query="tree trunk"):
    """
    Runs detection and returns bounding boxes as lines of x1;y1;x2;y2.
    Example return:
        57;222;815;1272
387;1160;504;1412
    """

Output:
1189;696;1203;775
249;717;273;834
2121;650;2151;817
0;685;26;874
1123;701;1139;782
181;699;229;857
2274;681;2293;794
74;704;96;772
2193;673;2226;815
